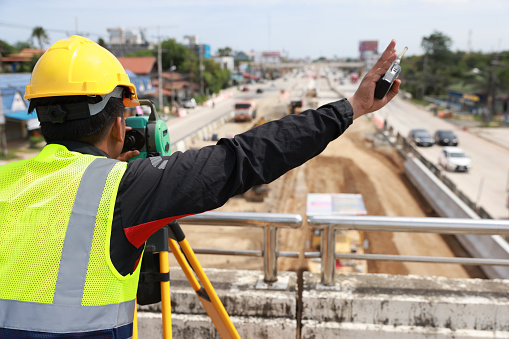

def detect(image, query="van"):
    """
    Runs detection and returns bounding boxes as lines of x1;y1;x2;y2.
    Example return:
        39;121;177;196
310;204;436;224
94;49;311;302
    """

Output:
234;101;257;122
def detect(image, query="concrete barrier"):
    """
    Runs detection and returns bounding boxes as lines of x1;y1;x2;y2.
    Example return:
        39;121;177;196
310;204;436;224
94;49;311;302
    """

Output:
137;268;297;338
137;268;509;338
301;272;509;339
404;154;478;219
404;154;509;279
170;111;235;153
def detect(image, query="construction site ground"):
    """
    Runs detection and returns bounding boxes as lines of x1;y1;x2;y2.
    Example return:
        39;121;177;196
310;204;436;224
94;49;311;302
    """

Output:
1;92;483;279
180;97;487;280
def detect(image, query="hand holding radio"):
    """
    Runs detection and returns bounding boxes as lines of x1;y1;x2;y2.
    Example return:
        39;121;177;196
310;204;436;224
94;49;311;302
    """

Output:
374;46;407;99
348;39;402;119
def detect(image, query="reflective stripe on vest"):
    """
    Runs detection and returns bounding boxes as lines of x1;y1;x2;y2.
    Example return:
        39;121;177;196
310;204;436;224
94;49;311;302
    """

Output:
0;158;135;334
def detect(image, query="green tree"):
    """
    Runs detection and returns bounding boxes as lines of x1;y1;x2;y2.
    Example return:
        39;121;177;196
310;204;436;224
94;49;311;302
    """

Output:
0;40;16;55
15;41;31;51
18;54;41;73
416;31;454;97
421;31;453;66
201;59;230;94
31;26;49;49
97;38;107;49
161;39;189;71
125;49;155;57
217;47;232;56
399;30;509;105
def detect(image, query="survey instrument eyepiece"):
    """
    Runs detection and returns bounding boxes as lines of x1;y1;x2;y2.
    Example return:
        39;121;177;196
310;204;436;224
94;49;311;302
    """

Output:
122;99;171;161
374;46;408;100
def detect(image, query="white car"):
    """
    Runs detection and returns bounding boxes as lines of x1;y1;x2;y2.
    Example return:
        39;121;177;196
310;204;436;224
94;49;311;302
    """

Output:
438;147;471;172
183;98;197;109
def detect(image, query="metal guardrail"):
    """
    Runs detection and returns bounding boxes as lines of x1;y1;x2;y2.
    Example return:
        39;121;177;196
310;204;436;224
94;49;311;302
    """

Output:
179;211;302;283
306;215;509;285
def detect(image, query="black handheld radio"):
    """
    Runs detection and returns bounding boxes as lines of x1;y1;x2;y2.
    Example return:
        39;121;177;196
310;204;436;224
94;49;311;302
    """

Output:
374;46;408;100
122;99;171;161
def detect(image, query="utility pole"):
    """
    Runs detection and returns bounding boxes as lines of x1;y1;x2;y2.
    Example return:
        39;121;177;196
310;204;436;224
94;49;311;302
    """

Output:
199;44;204;96
158;38;163;113
419;52;428;100
486;53;499;124
0;90;7;157
170;59;176;112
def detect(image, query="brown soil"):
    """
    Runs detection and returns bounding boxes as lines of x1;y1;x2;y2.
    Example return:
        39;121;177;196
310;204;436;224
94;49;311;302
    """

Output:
179;109;485;279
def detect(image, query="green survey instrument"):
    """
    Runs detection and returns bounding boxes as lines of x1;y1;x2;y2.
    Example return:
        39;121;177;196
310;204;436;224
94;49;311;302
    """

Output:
122;99;171;161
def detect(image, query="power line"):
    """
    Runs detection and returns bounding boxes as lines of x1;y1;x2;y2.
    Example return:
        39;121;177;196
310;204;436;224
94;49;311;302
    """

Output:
0;22;102;38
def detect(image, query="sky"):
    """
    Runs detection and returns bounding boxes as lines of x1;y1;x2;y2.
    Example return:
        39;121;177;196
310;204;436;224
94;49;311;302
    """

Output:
1;0;508;60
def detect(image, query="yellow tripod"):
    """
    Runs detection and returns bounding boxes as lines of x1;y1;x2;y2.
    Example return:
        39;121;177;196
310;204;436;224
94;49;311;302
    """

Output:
133;221;240;339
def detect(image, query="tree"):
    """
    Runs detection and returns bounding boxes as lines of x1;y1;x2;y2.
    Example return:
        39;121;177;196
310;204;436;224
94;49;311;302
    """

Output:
15;41;31;51
97;38;107;49
161;39;189;71
31;26;49;50
18;54;41;73
201;59;230;94
421;31;453;70
0;40;16;55
217;47;232;57
125;49;155;57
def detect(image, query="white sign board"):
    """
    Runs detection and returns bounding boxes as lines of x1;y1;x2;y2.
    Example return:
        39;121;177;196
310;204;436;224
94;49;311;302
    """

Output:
306;193;367;216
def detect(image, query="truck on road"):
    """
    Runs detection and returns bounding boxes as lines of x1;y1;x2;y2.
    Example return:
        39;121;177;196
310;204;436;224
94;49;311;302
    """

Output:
234;101;257;122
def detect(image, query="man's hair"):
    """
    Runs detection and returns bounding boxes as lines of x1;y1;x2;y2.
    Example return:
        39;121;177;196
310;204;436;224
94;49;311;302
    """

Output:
28;94;125;145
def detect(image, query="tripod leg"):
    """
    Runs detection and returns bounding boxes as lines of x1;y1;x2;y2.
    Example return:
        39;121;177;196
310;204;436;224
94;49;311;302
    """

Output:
159;250;172;339
168;238;240;339
133;298;138;339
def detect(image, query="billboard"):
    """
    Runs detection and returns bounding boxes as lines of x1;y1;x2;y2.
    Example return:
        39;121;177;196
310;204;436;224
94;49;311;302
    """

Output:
359;40;378;60
262;51;281;58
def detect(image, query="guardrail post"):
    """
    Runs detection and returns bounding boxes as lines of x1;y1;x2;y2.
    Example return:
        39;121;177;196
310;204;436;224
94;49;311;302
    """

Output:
321;226;336;285
263;224;278;283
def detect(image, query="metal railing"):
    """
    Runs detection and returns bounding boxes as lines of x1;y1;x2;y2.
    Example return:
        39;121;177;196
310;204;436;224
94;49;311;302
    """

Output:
179;211;302;283
306;215;509;285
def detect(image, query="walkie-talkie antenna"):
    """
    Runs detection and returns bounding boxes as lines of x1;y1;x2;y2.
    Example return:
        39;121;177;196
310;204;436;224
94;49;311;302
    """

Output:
395;47;408;64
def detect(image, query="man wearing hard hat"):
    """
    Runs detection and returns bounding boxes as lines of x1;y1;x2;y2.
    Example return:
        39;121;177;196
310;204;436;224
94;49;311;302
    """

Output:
0;35;400;338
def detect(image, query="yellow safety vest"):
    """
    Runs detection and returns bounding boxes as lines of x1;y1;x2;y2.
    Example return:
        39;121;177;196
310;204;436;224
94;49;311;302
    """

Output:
0;144;140;337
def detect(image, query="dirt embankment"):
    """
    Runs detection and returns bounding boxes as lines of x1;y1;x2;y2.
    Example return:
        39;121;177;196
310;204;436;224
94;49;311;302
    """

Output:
181;111;485;279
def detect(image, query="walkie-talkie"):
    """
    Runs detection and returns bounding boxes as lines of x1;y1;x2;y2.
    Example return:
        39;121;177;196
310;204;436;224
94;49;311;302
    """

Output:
374;46;408;99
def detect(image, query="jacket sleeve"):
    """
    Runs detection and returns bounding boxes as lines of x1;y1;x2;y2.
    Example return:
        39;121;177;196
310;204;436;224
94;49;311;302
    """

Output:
115;99;353;248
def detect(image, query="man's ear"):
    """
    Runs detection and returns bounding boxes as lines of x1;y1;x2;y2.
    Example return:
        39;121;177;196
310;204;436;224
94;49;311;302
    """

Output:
111;116;124;143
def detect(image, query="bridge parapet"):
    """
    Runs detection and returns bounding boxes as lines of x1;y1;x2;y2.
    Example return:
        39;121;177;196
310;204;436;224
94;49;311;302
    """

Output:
137;268;509;338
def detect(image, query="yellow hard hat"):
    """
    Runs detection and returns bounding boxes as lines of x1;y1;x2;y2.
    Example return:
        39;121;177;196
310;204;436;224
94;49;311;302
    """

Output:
24;35;139;107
